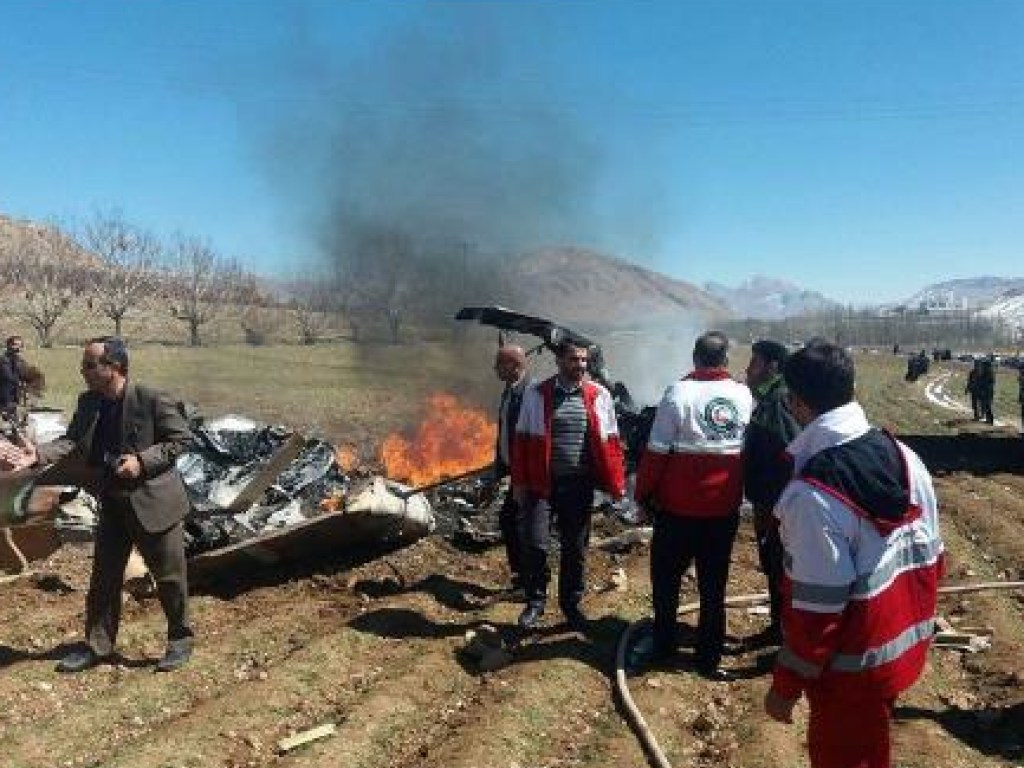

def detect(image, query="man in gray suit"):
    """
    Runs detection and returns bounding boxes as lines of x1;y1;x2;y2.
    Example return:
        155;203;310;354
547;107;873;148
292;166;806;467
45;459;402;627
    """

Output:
0;336;194;672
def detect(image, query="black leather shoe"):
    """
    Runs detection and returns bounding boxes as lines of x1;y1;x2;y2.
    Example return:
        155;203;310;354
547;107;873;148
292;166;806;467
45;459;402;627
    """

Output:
517;603;545;629
562;604;589;632
742;624;782;650
56;647;104;673
501;583;527;603
156;637;194;672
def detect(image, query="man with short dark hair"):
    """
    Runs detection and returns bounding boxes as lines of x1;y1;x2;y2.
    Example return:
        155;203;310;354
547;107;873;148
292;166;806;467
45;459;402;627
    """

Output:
742;339;800;645
0;336;195;673
635;331;753;679
492;344;531;596
0;335;29;420
965;359;983;420
512;340;626;630
764;341;943;768
977;356;996;425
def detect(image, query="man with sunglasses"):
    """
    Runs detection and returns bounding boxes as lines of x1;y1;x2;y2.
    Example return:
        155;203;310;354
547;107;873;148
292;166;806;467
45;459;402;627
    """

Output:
0;336;195;673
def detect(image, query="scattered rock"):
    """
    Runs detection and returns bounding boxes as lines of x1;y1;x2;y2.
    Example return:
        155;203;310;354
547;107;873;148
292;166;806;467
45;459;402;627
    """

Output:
477;648;513;672
601;568;628;592
463;624;511;671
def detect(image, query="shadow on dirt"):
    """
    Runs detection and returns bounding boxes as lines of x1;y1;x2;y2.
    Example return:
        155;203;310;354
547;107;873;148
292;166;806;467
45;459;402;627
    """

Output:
348;605;632;677
898;434;1024;476
0;642;154;671
351;573;504;612
189;541;407;600
895;701;1024;761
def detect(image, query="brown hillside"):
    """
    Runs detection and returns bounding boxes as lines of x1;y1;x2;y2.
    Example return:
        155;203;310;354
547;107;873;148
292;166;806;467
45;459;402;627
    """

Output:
0;213;99;269
508;246;732;331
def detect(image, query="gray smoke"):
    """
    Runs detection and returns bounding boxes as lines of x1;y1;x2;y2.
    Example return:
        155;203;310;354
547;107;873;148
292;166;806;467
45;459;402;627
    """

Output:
601;325;706;407
256;5;605;279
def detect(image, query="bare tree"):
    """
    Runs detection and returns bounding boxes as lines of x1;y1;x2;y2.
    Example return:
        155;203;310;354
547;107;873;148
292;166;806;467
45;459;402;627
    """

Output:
288;276;338;345
0;222;86;348
79;211;160;336
165;236;250;347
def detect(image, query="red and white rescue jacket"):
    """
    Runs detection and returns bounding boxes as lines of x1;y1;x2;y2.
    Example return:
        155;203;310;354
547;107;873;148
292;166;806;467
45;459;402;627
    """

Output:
511;376;626;500
771;402;945;701
633;369;753;517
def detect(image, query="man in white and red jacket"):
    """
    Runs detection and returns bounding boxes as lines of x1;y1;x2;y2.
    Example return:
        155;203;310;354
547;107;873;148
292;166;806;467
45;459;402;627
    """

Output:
512;340;625;630
764;341;944;768
634;331;753;679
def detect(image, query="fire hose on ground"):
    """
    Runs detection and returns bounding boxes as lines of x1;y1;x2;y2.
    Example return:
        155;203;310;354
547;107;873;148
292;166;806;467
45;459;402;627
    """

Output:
614;581;1024;768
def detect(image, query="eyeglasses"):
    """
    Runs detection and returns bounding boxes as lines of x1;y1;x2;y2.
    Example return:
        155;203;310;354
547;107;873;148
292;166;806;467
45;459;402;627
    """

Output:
80;360;103;371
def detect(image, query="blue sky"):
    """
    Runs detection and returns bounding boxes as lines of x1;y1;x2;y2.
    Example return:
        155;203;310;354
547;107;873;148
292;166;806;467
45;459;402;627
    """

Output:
1;0;1022;303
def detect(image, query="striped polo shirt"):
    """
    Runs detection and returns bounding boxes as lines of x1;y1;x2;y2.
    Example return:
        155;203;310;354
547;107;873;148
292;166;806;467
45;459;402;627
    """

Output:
550;378;590;478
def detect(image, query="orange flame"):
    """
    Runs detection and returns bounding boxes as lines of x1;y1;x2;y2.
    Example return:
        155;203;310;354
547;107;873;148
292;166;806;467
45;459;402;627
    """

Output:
318;491;345;513
335;444;359;473
381;393;496;486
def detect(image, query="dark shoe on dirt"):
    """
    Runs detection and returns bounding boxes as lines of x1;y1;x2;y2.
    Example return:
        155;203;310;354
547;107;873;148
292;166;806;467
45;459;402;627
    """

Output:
742;624;783;650
562;604;589;632
517;602;546;629
156;637;194;672
56;647;105;674
697;666;736;683
502;584;527;603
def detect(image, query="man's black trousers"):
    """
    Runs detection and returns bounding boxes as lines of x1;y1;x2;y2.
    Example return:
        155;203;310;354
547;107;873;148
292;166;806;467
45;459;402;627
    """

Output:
981;395;995;424
754;506;784;631
650;511;740;670
498;489;523;588
517;475;594;610
86;495;192;657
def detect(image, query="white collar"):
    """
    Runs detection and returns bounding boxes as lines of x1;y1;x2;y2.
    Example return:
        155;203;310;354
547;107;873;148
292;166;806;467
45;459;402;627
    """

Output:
786;401;871;473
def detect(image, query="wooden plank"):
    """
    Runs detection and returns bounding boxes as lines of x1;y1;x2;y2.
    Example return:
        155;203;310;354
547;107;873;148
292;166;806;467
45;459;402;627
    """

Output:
224;433;306;513
277;723;336;754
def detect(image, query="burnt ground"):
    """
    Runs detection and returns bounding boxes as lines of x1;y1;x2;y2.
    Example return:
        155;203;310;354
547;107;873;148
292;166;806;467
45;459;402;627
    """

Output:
2;368;1024;767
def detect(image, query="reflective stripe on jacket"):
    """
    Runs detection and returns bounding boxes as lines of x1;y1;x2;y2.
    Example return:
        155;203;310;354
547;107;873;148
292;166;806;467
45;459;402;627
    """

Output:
772;402;944;700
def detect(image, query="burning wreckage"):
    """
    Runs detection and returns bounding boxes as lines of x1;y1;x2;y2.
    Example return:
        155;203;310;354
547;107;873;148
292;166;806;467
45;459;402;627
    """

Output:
0;414;439;577
1;306;647;576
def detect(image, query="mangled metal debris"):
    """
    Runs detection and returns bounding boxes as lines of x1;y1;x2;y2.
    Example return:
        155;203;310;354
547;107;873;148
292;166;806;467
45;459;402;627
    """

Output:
1;408;438;577
179;416;436;575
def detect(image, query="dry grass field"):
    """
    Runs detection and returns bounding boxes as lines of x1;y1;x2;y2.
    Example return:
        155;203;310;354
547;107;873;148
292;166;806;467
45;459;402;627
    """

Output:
1;343;1023;768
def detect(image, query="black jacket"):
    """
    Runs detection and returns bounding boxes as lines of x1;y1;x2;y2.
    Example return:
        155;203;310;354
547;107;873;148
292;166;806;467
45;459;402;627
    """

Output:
0;353;22;411
742;375;800;510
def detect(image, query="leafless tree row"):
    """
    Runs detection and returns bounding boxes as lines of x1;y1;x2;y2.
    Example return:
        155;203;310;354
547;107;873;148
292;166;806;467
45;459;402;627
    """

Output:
2;210;525;348
0;212;261;347
304;220;521;345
